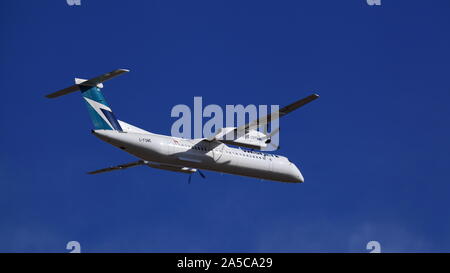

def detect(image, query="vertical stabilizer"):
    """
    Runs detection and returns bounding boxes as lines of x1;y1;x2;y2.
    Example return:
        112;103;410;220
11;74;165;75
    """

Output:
45;69;129;131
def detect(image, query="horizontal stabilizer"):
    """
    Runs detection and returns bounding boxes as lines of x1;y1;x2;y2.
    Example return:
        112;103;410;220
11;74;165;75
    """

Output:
78;69;129;88
45;84;81;99
45;69;129;99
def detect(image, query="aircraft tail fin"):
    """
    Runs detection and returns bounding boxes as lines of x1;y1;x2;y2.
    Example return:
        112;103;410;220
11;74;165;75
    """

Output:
45;69;129;131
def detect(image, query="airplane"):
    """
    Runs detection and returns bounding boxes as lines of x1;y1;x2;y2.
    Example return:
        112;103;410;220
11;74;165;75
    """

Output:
45;69;319;183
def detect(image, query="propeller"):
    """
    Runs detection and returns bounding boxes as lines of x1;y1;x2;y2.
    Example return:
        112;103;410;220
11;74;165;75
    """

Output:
268;142;280;151
263;125;280;150
188;169;206;184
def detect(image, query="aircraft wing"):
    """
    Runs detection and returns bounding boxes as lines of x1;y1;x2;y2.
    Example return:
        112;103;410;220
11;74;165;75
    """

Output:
87;160;197;175
239;93;320;132
87;160;146;174
208;94;319;141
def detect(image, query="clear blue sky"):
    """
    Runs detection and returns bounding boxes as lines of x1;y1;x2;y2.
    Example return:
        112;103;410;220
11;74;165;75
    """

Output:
1;0;449;252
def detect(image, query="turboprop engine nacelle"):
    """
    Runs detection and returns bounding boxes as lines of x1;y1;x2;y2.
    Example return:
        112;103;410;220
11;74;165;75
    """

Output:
208;127;269;150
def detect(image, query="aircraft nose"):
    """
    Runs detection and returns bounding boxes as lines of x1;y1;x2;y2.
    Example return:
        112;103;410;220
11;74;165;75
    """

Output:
292;164;304;183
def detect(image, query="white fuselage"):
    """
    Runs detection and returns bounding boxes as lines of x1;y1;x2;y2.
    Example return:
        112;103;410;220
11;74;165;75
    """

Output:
93;130;304;183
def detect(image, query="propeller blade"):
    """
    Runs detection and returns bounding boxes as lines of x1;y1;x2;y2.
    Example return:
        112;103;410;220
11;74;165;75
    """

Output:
188;174;192;184
267;126;280;138
264;126;280;150
269;143;280;150
198;170;206;179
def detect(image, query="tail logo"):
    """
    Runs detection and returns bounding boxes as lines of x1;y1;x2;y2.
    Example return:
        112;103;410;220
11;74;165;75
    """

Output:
83;97;122;131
